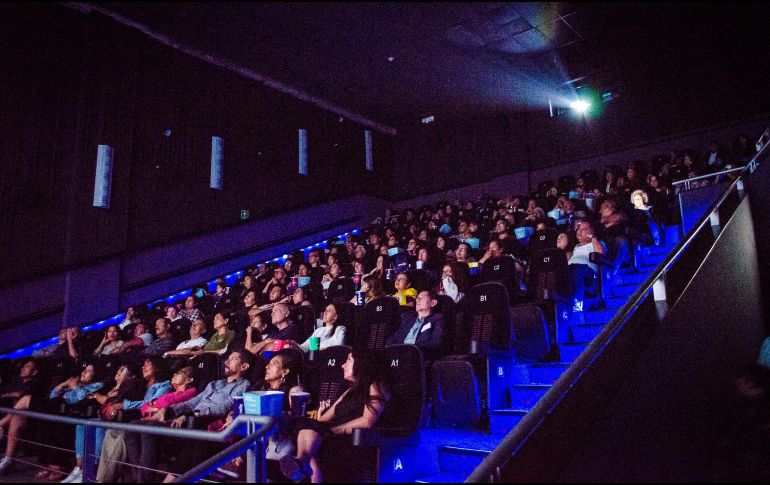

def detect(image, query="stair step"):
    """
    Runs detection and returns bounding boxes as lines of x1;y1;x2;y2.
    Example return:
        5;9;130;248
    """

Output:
509;384;551;409
584;309;615;325
619;272;649;285
571;323;606;342
437;445;491;476
526;363;571;384
665;226;681;245
489;409;528;436
415;471;471;483
611;283;639;297
603;296;628;309
559;342;588;362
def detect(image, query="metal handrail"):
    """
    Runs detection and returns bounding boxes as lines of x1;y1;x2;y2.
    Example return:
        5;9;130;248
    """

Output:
467;134;768;482
0;405;275;483
671;164;746;186
0;405;274;442
172;422;267;483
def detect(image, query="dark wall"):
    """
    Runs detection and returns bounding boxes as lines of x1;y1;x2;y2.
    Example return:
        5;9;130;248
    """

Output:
0;4;392;285
390;89;770;201
556;197;765;481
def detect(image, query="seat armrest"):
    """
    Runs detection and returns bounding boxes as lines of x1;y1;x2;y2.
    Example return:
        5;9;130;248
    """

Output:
589;252;614;268
116;408;143;423
542;288;572;305
351;427;418;447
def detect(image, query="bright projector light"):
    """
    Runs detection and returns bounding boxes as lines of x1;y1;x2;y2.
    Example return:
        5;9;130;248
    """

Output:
570;99;590;114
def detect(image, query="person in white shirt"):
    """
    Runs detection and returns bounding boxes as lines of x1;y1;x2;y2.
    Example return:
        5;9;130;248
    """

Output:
118;306;137;331
164;318;208;357
288;303;346;353
567;220;606;312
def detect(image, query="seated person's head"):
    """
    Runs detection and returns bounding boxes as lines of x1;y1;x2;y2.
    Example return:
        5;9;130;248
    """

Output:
415;290;438;316
268;285;287;303
105;324;121;342
250;310;272;333
224;350;254;379
155;317;171;338
190;318;206;339
291;287;306;305
297;263;311;277
271;303;291;326
394;273;411;293
631;189;649;210
142;356;170;383
19;358;39;380
166;305;178;320
600;199;620;220
455;242;471;261
134;322;149;338
362;275;385;299
171;366;195;391
264;349;301;389
213;311;231;331
575;221;596;245
78;363;99;385
243;289;258;307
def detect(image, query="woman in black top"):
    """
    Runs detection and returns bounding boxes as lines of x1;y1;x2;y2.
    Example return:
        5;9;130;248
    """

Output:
281;348;389;482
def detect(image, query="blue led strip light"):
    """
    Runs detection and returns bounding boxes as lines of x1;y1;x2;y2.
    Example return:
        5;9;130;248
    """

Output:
0;229;360;360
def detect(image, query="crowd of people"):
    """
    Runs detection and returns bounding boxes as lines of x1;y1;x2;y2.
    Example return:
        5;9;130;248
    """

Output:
0;137;760;482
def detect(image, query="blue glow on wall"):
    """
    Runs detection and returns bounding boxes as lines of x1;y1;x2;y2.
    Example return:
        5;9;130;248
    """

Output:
0;228;360;360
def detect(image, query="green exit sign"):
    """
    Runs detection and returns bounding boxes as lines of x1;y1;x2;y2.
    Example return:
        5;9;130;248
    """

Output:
240;209;250;221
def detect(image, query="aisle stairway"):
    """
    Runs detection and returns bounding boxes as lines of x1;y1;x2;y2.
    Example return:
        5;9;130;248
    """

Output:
412;235;679;483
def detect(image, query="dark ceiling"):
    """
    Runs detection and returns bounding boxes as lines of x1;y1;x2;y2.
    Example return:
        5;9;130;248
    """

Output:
87;2;770;128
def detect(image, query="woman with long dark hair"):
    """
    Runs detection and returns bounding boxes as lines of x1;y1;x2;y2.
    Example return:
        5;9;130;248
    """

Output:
288;303;346;353
280;348;390;482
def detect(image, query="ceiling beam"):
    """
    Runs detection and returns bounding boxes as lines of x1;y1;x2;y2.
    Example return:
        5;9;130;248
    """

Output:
63;2;398;136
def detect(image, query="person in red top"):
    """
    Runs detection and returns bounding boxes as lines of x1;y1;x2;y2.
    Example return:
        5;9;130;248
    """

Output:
119;366;198;483
140;366;197;418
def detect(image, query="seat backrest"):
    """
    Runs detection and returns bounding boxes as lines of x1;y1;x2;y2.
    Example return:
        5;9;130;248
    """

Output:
190;353;221;391
461;282;512;351
170;318;192;344
530;248;572;300
303;282;326;314
360;297;401;350
95;354;125;379
479;256;518;304
528;228;559;257
406;269;433;293
510;304;550;362
537;180;554;196
558;174;577;193
379;345;424;432
326;278;356;305
291;305;317;343
314;345;352;411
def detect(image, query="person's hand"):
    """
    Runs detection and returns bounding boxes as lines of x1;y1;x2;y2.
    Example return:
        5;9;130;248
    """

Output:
170;415;187;428
65;376;78;389
245;325;253;335
93;394;109;405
